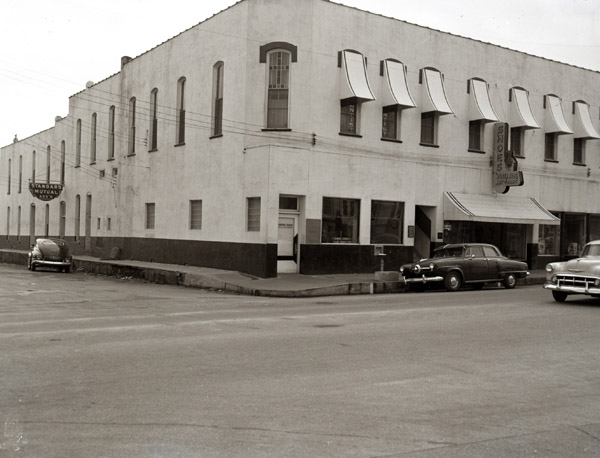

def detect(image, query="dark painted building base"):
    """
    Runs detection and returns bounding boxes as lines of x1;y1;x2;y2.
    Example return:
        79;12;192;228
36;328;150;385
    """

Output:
0;236;278;279
300;244;413;275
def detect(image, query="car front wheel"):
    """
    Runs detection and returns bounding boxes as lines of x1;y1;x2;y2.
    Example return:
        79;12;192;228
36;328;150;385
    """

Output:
552;291;568;302
503;273;517;289
444;271;462;292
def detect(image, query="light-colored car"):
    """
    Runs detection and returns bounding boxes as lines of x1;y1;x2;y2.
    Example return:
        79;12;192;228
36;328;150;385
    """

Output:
27;238;73;273
544;240;600;302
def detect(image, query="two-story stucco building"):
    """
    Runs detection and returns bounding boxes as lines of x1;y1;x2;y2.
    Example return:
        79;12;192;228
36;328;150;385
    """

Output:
1;0;599;277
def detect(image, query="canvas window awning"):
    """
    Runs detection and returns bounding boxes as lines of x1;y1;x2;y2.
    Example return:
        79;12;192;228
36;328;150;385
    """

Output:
545;95;572;135
573;101;600;139
381;59;416;108
420;68;453;115
469;79;499;122
510;88;540;129
444;192;560;225
340;50;375;102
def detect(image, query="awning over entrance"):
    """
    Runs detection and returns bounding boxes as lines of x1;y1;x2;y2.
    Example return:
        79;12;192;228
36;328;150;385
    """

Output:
444;192;560;225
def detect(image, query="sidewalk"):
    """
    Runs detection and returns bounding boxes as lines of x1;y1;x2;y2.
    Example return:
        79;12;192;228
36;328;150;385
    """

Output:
1;249;546;298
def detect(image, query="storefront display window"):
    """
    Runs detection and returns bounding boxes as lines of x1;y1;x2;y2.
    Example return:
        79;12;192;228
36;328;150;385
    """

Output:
562;214;586;257
370;200;404;244
538;224;559;256
322;197;360;243
589;215;600;242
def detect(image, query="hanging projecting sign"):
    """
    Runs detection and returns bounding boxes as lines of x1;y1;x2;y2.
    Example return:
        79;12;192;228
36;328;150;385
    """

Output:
493;122;523;194
29;182;63;201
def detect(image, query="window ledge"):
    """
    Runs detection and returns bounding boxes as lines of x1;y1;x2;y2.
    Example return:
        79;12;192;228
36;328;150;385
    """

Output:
89;161;96;166
127;153;136;157
468;149;485;154
381;138;402;144
339;132;362;138
262;128;291;132
514;155;526;159
209;134;224;140
107;157;115;162
175;142;186;147
544;159;559;163
573;162;587;167
420;142;439;148
148;148;158;153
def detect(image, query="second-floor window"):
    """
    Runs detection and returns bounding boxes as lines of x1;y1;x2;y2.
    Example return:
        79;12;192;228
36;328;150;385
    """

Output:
90;113;97;163
108;106;115;160
60;141;66;184
76;119;82;167
149;88;158;151
212;63;224;137
574;138;586;165
46;146;51;183
545;133;558;161
176;77;186;145
266;51;290;129
128;97;136;155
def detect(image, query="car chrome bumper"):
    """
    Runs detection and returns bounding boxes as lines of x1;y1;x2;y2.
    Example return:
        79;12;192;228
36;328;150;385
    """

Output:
403;275;444;284
543;283;600;295
32;260;72;267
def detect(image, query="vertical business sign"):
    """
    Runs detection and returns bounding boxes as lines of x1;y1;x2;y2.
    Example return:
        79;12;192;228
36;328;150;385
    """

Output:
493;122;524;194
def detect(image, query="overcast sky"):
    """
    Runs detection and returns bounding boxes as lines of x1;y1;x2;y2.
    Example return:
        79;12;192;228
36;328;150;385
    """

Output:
1;0;598;147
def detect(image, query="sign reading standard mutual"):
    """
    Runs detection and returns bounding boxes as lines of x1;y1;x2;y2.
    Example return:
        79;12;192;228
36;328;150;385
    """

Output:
29;182;63;201
493;122;524;194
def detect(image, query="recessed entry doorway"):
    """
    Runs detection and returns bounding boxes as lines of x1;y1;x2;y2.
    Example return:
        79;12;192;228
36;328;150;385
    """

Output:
277;196;301;274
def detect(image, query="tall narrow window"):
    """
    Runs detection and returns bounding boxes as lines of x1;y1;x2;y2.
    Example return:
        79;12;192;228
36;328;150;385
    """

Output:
108;106;115;160
44;204;50;237
46;146;51;183
18;156;22;193
17;206;21;242
76;119;82;167
75;194;81;242
340;98;359;135
7;159;11;194
212;63;224;136
247;197;261;232
420;112;438;145
146;203;156;230
149;88;158;151
90;113;97;163
128;97;136;155
190;200;203;230
545;133;558;161
31;151;36;184
382;105;399;140
510;128;524;157
267;51;290;129
176;77;186;145
574;138;586;165
59;201;66;239
468;120;484;151
60;141;66;184
6;207;10;240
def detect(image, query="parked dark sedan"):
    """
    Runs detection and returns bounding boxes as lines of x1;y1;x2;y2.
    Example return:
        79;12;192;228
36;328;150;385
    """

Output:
400;243;529;292
27;238;73;272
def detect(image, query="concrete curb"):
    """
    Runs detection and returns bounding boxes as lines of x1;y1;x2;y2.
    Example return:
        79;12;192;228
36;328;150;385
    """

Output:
1;250;545;297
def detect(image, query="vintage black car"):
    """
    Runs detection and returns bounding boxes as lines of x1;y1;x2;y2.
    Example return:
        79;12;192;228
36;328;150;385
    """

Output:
27;238;73;272
544;240;600;302
400;243;529;292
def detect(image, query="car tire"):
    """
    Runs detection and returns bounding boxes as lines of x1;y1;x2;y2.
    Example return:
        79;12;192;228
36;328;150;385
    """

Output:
503;273;517;289
552;291;568;302
444;271;462;292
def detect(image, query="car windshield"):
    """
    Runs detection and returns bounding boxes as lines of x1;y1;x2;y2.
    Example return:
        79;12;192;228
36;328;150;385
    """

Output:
433;247;464;258
581;244;600;257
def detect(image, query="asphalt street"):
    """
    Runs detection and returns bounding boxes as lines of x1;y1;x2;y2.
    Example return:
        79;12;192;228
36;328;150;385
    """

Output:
1;263;599;457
